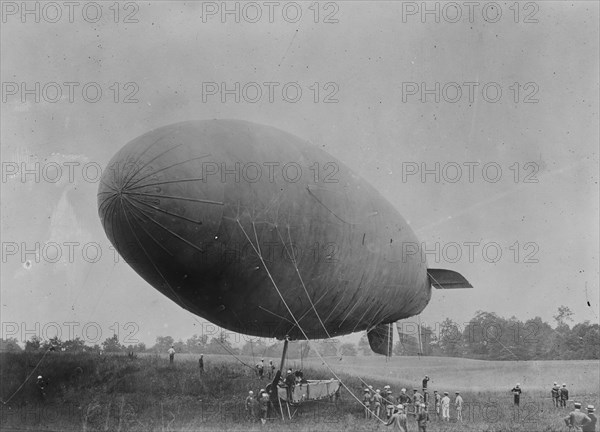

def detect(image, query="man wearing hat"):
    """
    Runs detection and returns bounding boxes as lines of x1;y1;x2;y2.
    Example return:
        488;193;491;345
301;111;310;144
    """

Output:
551;382;560;407
564;402;591;431
384;386;395;419
422;375;430;392
363;388;372;419
417;403;428;432
441;392;451;422
36;375;48;400
582;405;596;432
510;383;522;407
454;391;463;422
385;404;407;431
433;390;441;421
284;369;295;402
245;390;257;421
373;389;383;419
412;388;424;416
259;388;270;424
560;383;569;408
398;388;411;406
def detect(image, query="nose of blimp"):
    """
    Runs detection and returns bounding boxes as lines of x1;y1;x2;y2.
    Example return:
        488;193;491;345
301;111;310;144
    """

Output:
97;125;225;297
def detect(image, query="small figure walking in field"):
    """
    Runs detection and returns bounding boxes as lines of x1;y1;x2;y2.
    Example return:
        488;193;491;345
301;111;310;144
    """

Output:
433;390;441;420
551;382;560;407
36;375;48;400
386;404;408;431
454;391;463;422
363;388;372;419
441;392;450;421
564;402;591;431
168;345;175;364
198;354;204;373
583;405;596;432
267;360;274;380
560;384;569;408
510;383;522;407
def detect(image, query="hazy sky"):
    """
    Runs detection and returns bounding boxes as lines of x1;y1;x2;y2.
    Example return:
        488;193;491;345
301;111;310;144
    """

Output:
1;1;598;349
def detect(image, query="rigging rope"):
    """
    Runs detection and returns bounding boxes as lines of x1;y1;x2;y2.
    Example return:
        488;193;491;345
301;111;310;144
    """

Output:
237;219;387;424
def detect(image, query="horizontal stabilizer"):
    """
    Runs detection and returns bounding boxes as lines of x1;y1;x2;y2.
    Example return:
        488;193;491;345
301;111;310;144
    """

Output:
367;323;393;356
428;269;473;289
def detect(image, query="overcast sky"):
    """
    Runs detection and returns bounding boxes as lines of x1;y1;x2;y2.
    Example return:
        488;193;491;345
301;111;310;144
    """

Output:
1;1;598;349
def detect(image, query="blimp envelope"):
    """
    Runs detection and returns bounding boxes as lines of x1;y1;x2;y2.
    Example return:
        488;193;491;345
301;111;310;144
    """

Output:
98;119;471;352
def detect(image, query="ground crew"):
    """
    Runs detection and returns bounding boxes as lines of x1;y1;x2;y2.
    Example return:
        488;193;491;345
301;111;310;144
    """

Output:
454;391;463;422
267;360;274;380
245;390;256;420
441;392;450;421
510;383;522;406
168;345;175;363
259;388;270;424
386;404;408;431
417;403;428;432
582;405;597;432
373;389;383;419
363;388;372;419
284;369;295;402
551;382;560;407
412;388;424;416
564;402;591;431
560;384;569;408
198;354;204;373
384;386;395;419
422;375;430;392
433;390;441;420
398;388;411;405
256;359;265;378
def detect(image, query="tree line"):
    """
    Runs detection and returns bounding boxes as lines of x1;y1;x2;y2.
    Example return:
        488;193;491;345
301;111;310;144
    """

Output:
1;306;597;360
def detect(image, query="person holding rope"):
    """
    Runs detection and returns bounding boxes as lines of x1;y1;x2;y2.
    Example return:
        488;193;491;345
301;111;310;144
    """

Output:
373;389;383;419
363;388;373;419
384;386;395;419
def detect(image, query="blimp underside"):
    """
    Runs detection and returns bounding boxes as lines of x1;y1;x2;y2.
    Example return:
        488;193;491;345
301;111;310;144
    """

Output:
98;120;469;348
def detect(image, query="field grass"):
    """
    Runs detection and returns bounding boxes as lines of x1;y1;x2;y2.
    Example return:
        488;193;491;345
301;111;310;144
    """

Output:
0;352;598;431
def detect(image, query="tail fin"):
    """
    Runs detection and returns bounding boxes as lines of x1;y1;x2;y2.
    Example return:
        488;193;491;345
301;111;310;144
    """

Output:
367;323;393;356
428;268;473;289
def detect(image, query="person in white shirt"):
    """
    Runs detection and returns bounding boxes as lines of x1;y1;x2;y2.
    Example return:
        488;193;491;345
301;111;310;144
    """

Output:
441;392;451;421
454;391;463;421
168;345;175;363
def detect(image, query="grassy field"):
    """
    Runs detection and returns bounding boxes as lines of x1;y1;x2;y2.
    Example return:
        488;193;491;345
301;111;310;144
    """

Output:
0;352;598;431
